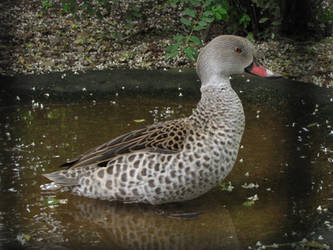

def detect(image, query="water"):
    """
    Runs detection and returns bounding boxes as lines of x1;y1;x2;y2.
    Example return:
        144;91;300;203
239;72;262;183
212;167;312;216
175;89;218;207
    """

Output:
0;94;332;249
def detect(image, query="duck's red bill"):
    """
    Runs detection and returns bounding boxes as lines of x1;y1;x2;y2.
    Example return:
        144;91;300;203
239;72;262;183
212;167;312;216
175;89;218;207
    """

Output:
245;61;282;78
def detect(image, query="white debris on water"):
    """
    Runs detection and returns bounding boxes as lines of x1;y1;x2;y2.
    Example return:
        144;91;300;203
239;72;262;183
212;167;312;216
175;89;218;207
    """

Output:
40;182;62;191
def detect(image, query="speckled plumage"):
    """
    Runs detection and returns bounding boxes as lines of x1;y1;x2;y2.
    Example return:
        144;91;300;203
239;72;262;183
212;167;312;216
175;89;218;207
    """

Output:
44;35;279;204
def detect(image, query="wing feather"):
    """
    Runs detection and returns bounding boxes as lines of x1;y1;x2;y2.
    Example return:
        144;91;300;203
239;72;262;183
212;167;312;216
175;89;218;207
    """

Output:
62;119;189;169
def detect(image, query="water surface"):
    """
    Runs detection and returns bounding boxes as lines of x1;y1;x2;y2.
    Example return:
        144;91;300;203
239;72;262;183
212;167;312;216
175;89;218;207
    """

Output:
0;93;332;249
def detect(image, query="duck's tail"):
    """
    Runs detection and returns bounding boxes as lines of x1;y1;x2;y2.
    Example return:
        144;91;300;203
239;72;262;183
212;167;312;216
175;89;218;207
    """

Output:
43;170;79;187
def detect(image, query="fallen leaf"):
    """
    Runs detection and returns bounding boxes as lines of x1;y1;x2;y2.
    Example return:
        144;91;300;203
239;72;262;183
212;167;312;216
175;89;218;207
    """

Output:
74;39;84;44
243;200;255;207
134;119;145;123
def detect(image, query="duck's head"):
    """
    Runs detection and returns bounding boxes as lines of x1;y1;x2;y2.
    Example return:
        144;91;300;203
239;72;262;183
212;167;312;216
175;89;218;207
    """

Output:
196;35;281;86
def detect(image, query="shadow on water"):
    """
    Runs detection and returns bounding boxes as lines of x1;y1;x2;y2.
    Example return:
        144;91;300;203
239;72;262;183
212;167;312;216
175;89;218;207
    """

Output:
0;70;332;249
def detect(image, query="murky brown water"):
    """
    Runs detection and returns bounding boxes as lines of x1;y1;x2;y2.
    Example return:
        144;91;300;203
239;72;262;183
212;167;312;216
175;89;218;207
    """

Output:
0;95;332;249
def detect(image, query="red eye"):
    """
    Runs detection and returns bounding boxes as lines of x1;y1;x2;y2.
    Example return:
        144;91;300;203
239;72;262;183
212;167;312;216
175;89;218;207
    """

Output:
234;48;242;54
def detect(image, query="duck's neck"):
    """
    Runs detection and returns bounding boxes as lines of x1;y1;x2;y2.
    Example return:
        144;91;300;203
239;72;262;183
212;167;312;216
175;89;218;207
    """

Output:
191;78;245;129
199;75;230;90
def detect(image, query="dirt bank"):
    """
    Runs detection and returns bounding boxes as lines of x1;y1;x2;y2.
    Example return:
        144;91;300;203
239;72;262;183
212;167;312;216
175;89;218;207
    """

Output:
1;0;332;87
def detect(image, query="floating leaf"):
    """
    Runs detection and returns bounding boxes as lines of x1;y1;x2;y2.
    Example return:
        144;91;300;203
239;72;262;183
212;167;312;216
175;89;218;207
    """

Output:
302;241;330;249
44;197;60;206
24;234;31;241
243;200;255;207
134;119;145;123
220;181;234;192
307;122;319;128
16;233;31;246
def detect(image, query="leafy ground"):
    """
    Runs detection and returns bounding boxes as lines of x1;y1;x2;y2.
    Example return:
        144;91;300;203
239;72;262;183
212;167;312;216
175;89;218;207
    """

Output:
0;0;332;87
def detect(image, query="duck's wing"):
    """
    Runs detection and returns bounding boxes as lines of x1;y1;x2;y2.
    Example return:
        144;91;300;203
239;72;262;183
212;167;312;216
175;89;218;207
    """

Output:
62;119;189;169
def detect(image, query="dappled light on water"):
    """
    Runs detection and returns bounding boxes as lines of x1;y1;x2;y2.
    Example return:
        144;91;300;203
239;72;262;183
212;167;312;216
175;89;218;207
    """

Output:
0;96;332;249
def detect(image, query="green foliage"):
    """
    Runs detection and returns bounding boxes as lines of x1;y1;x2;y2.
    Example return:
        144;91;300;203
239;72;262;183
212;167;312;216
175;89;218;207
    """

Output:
42;1;54;13
313;1;333;35
62;0;76;14
239;13;251;28
165;0;256;61
242;200;255;207
39;0;333;62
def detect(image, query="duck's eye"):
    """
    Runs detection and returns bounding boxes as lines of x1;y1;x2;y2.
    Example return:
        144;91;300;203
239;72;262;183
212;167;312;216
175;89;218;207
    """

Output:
234;48;242;54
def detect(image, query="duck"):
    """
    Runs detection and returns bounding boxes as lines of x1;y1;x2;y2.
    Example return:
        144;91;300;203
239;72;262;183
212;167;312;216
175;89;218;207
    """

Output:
43;35;281;205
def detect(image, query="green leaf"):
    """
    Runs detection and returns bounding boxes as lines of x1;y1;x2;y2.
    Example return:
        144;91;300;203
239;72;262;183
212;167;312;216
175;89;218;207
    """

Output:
239;14;251;28
184;46;198;61
194;25;206;31
202;16;214;23
166;41;183;52
203;0;213;9
184;8;196;18
165;50;179;59
168;0;177;8
44;197;59;206
189;0;201;7
216;7;227;15
242;200;255;207
215;12;222;20
180;17;191;26
259;17;269;23
198;20;207;27
74;39;84;44
24;234;31;241
189;35;202;45
173;35;185;41
44;197;67;206
221;8;228;15
246;32;255;42
220;181;234;192
203;10;213;17
134;119;145;123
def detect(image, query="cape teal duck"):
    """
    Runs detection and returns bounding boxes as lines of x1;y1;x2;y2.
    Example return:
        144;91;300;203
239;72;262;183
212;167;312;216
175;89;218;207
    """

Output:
44;35;280;205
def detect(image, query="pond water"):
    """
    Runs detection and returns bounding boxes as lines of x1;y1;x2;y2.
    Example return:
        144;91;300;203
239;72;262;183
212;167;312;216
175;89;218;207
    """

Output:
0;80;333;249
